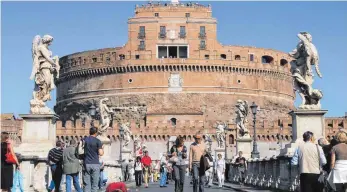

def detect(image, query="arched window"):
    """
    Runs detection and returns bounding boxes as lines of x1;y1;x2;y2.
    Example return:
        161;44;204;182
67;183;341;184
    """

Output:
235;55;241;60
229;134;235;145
220;54;226;59
262;55;274;64
170;118;177;126
280;59;288;66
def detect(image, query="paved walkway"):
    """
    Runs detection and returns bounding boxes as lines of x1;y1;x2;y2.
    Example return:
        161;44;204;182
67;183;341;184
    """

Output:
212;181;274;192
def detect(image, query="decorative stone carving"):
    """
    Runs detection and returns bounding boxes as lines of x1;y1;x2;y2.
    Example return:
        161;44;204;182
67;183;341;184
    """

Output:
121;122;132;150
204;133;212;151
235;100;249;137
33;162;48;191
215;122;226;148
98;98;114;142
289;32;323;109
30;35;60;114
168;73;183;88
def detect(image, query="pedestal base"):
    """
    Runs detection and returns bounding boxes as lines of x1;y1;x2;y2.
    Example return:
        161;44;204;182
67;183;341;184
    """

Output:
280;109;327;156
236;138;253;159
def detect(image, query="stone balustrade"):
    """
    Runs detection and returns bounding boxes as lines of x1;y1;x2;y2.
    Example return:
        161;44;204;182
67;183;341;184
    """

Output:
16;154;122;191
227;155;300;192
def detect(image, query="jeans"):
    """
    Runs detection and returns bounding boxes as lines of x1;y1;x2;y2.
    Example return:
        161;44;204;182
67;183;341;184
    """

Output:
238;167;245;184
160;169;167;186
192;163;205;192
51;164;63;192
99;170;104;189
173;164;186;192
83;164;100;192
66;173;82;192
135;170;142;186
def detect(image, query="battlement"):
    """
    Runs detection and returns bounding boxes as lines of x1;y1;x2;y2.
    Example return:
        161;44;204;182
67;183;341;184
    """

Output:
134;2;212;15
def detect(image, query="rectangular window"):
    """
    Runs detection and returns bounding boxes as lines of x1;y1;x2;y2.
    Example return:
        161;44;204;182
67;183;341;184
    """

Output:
185;13;190;17
139;41;145;50
179;46;188;58
140;26;145;33
200;26;205;34
135;55;140;59
155;13;159;17
158;46;168;58
180;26;186;38
160;26;166;33
205;55;209;59
250;54;254;62
158;46;188;59
200;40;206;49
139;26;145;39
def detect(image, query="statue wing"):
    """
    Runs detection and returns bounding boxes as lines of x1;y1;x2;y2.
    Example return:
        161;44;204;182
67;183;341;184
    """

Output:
244;101;249;116
30;35;41;80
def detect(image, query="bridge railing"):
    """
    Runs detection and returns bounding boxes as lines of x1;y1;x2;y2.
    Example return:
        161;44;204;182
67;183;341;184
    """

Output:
227;155;299;191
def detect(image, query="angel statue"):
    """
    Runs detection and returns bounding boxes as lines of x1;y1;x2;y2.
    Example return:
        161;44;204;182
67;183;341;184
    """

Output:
204;134;212;151
121;122;132;150
235;100;249;137
30;35;60;114
98;98;114;142
215;122;226;148
289;32;323;109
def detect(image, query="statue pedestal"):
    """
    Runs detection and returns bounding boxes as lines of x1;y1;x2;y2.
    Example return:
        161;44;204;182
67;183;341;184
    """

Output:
280;109;327;156
15;114;58;191
121;149;133;161
236;137;253;159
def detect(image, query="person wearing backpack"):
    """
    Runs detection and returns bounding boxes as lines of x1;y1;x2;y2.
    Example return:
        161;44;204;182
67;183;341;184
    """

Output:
170;136;188;192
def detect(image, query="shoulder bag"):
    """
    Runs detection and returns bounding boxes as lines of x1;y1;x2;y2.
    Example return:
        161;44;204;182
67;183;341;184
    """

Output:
5;143;17;164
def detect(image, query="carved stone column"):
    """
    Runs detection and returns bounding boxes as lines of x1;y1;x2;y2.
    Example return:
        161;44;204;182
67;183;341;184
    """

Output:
33;160;49;191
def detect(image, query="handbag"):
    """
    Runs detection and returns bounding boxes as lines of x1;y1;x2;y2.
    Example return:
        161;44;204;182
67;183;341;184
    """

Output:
5;143;17;164
316;144;325;184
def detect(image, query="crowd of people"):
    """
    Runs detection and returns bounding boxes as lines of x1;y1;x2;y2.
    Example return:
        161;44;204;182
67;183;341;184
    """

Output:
2;128;347;192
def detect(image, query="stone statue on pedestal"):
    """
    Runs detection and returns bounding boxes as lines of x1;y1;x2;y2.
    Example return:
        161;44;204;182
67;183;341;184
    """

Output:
236;100;249;137
121;122;132;150
289;32;323;109
30;35;60;114
98;98;114;142
216;122;226;148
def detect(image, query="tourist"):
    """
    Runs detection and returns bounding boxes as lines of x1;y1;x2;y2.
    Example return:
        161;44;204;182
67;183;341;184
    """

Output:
48;141;64;192
189;133;206;192
215;154;225;188
159;153;168;187
141;150;152;188
106;181;128;192
1;132;20;192
170;136;188;192
99;156;106;190
235;151;247;186
204;155;214;188
291;131;326;192
62;139;82;192
121;159;128;182
328;131;347;191
83;127;104;192
127;159;134;182
134;156;143;187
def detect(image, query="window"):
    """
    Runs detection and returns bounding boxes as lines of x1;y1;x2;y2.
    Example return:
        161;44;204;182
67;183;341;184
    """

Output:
158;46;168;58
159;26;166;38
179;26;186;38
92;58;97;63
234;55;241;60
280;59;288;66
220;54;226;59
106;57;110;64
139;41;145;50
158;46;188;59
200;40;206;49
135;55;140;59
185;13;190;17
170;118;177;126
205;54;209;59
229;134;235;145
155;13;159;17
249;54;254;62
119;54;125;60
199;26;206;38
262;55;274;64
139;26;145;39
169;46;178;58
178;46;188;58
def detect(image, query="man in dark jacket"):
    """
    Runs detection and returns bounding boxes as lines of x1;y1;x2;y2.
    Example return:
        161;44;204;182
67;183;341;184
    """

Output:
63;139;82;192
48;141;64;192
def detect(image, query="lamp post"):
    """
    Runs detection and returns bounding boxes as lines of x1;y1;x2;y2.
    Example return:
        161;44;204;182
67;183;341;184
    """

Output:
88;104;96;127
119;125;125;161
250;102;260;158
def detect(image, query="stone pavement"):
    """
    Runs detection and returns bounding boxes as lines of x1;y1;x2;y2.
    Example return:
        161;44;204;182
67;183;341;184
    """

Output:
212;181;274;192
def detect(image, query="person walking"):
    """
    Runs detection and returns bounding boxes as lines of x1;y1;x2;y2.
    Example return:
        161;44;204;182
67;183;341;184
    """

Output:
141;150;152;188
62;139;82;192
134;156;143;187
291;131;327;192
189;133;206;192
215;154;225;188
120;159;128;182
328;131;347;192
48;141;64;192
170;136;188;192
83;127;104;192
235;151;247;186
159;154;168;187
1;132;20;192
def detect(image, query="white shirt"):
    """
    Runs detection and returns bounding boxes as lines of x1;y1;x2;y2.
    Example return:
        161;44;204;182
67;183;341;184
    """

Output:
134;161;142;171
215;159;225;171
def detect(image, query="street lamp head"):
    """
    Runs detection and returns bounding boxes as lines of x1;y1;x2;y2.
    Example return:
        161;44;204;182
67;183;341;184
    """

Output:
89;104;96;117
119;125;124;136
250;102;258;115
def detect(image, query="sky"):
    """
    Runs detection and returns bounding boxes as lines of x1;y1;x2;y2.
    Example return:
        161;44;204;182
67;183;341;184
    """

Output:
1;1;347;117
